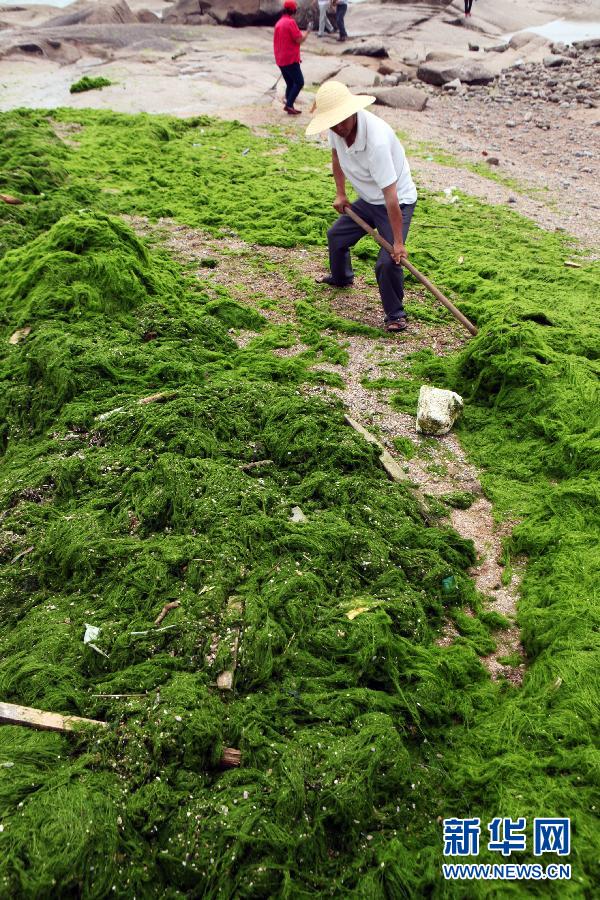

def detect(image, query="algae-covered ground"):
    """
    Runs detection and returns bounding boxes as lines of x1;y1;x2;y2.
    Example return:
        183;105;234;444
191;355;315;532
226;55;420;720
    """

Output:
0;108;598;898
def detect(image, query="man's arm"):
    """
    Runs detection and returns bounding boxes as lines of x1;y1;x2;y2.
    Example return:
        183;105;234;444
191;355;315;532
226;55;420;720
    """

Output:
382;182;407;264
293;21;309;43
332;149;350;214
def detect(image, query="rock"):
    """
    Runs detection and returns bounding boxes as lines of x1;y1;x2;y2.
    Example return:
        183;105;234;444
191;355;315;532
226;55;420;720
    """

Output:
468;42;479;52
573;38;600;50
136;9;159;22
485;157;500;166
290;506;307;523
342;42;389;59
543;55;570;68
484;43;509;53
45;0;137;26
442;78;462;91
302;57;343;86
425;50;462;62
165;0;285;27
509;32;550;51
417;59;494;87
8;327;31;345
377;63;394;76
416;387;463;436
371;85;428;111
336;64;378;89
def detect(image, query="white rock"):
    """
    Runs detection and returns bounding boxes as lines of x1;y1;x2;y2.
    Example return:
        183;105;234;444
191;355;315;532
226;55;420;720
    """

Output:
416;386;464;436
290;506;307;523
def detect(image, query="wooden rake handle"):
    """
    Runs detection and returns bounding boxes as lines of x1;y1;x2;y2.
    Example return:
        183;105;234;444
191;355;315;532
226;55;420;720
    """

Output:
343;205;478;336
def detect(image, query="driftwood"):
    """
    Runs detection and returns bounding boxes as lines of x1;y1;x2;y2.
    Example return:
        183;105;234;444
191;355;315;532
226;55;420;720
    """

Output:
220;747;242;768
216;597;243;691
344;415;432;523
0;194;23;205
0;701;242;767
154;600;181;626
239;459;274;471
0;702;107;733
137;391;177;405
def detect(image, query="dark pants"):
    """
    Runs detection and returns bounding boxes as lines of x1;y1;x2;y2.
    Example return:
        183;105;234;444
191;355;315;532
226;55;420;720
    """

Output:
464;0;473;12
279;62;304;109
327;198;416;321
336;2;348;38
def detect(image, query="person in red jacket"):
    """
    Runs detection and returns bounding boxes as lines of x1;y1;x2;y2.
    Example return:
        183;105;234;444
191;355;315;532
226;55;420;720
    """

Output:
273;0;309;116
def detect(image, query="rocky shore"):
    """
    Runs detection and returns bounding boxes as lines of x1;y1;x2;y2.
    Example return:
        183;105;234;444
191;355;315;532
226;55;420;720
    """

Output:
1;0;598;248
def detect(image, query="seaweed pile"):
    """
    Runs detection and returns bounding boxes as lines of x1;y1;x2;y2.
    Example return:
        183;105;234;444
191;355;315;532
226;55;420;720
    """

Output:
0;109;598;897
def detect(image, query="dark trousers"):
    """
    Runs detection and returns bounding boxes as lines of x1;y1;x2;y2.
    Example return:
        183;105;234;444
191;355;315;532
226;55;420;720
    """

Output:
279;62;304;109
336;2;347;38
327;198;416;321
464;0;473;12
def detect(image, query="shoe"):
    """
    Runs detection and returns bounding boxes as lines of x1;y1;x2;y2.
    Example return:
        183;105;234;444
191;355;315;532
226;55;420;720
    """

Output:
384;318;408;333
338;36;346;42
284;106;301;116
315;274;353;287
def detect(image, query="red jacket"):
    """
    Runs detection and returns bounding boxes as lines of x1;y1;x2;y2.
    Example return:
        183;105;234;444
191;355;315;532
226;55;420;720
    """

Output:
274;15;302;67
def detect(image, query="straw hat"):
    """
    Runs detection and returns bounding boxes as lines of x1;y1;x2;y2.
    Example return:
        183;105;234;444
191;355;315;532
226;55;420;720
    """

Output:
305;81;376;136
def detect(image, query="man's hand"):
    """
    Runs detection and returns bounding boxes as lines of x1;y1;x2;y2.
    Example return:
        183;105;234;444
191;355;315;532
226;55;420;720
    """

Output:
391;241;408;264
333;194;350;214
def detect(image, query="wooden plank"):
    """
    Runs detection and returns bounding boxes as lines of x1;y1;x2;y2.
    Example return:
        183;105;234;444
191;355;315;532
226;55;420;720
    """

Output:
0;702;107;733
344;415;432;523
216;597;243;691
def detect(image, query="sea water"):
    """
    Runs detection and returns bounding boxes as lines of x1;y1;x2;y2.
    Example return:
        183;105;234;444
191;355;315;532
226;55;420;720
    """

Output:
522;19;600;45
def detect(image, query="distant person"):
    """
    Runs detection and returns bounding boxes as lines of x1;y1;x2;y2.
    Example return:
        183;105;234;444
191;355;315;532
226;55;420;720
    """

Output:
464;0;473;16
316;0;335;37
273;0;309;115
306;81;418;333
334;0;349;42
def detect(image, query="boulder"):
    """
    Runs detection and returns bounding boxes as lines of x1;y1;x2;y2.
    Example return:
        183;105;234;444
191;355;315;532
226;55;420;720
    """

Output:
483;43;509;53
342;42;389;59
45;0;137;26
417;59;494;86
425;50;462;62
543;55;570;68
136;9;160;22
416;386;463;436
508;32;535;50
302;57;343;86
573;37;600;50
336;64;378;89
164;0;287;27
442;78;462;91
372;85;428;111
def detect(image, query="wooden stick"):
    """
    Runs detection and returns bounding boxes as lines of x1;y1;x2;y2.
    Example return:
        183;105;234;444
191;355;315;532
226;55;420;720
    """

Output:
0;194;23;205
239;459;274;471
1;701;242;766
220;747;242;768
216;597;243;691
343;206;478;336
344;415;432;524
154;600;180;627
0;702;107;733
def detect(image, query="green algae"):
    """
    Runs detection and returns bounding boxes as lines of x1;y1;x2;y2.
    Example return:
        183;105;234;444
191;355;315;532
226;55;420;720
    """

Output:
70;77;113;94
0;107;598;898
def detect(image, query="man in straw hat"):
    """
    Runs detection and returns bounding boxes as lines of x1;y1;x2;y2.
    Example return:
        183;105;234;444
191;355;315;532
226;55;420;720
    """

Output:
306;81;417;332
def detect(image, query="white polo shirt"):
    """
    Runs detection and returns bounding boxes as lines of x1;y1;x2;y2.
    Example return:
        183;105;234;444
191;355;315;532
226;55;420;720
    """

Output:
328;109;417;206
